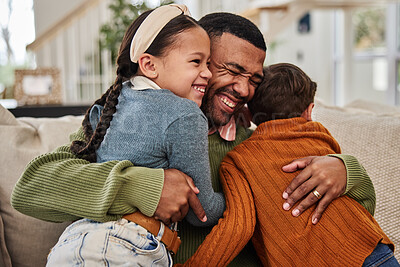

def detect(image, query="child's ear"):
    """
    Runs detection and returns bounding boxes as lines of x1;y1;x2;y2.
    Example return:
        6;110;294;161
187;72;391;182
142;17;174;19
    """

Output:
137;53;158;79
301;103;314;121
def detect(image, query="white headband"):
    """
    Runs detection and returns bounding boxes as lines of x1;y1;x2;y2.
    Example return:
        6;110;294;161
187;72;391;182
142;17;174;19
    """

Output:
130;4;191;63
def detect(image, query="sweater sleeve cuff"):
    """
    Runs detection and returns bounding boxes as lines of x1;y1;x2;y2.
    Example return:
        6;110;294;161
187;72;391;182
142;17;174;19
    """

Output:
69;127;165;218
111;164;164;217
327;154;376;215
328;154;359;194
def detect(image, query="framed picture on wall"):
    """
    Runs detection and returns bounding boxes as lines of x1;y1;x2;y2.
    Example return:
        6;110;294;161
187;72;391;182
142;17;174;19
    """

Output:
13;68;63;106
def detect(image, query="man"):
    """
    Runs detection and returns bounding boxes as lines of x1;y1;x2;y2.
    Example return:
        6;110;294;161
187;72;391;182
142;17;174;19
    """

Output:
11;12;374;266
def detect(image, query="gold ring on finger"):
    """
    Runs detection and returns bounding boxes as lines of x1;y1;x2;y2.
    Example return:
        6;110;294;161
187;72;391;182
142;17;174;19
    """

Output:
312;189;322;199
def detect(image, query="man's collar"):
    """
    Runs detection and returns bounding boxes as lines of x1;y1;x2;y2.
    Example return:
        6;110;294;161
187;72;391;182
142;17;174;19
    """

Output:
208;116;237;141
207;105;253;141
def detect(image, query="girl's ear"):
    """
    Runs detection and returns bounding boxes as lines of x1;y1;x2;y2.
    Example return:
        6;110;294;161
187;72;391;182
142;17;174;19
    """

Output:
137;53;158;79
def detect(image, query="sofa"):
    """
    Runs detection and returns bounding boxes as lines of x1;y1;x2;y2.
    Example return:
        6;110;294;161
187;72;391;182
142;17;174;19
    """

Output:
0;99;399;267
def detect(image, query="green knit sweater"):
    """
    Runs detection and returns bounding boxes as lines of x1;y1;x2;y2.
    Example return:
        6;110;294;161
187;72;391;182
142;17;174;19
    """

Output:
11;126;375;265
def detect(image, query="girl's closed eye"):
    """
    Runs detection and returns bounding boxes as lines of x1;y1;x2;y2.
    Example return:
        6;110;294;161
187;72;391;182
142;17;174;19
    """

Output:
191;59;201;64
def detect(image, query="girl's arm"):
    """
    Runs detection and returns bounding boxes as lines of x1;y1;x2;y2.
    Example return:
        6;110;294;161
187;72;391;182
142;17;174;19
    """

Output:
165;113;225;226
11;127;164;223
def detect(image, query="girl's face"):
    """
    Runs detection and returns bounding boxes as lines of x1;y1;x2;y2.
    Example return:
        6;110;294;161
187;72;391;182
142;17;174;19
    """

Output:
154;26;212;107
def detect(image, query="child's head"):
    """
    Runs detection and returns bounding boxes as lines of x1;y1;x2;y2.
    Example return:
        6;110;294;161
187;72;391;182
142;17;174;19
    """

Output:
72;4;211;162
248;63;317;126
118;4;211;107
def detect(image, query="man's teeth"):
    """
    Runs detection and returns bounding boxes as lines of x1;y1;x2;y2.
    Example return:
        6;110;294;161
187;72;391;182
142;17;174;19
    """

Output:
220;97;236;108
193;86;205;93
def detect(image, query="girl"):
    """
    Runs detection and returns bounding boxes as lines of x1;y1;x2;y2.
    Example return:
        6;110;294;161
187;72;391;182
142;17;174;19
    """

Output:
46;4;225;266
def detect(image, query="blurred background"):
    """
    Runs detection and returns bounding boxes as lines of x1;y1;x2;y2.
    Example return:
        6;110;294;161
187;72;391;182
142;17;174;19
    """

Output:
1;0;399;108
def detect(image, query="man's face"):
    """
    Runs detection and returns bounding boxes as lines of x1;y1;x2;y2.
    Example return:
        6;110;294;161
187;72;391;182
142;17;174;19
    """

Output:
200;33;265;127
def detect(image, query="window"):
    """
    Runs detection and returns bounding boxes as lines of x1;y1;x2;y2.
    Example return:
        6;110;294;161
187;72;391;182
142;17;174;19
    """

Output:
353;7;386;53
397;61;400;104
333;4;400;106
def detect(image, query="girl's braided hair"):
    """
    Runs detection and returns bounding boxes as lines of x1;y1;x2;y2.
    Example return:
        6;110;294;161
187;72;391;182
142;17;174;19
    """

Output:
70;9;199;162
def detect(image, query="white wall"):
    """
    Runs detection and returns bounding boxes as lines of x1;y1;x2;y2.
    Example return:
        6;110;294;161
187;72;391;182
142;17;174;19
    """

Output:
33;0;85;36
266;10;335;105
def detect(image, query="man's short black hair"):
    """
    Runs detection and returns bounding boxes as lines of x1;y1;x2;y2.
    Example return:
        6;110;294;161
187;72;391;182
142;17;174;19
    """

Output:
199;12;267;51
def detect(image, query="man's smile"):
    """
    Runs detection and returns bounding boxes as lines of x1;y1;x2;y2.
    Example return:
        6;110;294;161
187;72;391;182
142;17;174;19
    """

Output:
219;95;237;109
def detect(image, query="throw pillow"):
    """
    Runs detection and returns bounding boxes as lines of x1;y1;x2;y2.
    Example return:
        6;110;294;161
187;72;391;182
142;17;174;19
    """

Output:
0;105;82;267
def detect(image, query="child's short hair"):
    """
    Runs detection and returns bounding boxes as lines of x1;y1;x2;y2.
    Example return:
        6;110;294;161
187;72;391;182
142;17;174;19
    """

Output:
248;63;317;126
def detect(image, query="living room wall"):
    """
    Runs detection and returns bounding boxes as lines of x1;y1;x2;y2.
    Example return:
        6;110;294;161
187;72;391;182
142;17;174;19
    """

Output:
33;0;84;36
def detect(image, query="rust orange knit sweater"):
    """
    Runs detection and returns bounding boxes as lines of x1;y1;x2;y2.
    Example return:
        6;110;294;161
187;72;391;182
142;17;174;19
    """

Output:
182;117;393;267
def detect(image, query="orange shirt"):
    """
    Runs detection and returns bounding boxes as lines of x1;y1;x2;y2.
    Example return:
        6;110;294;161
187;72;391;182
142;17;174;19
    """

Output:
182;118;393;267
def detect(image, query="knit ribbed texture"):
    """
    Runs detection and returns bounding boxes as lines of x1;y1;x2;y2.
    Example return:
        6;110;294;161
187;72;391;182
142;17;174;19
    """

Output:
11;128;164;222
184;118;392;267
328;154;376;215
174;126;260;266
11;122;378;266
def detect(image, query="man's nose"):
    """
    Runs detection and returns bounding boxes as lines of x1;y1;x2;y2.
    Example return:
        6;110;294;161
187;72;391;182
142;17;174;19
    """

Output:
232;75;250;98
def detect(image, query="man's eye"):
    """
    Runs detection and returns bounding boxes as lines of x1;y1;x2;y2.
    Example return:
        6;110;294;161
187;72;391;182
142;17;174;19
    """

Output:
250;79;261;87
227;69;239;75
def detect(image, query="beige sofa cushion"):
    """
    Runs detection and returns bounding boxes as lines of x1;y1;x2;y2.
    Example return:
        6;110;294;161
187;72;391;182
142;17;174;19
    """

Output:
0;215;11;267
0;105;82;267
314;100;400;259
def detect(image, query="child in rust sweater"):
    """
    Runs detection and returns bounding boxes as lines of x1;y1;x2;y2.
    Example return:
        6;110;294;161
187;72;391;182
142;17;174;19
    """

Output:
181;63;396;267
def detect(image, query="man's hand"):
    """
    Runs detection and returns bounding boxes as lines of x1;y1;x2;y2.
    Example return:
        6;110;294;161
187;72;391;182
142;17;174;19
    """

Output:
281;156;347;224
154;169;207;226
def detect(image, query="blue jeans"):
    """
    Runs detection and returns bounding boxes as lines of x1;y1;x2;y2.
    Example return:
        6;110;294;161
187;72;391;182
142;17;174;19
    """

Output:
47;218;172;267
363;243;399;267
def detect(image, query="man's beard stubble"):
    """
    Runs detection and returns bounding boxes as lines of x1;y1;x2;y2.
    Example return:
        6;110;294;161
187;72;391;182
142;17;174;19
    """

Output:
200;87;245;129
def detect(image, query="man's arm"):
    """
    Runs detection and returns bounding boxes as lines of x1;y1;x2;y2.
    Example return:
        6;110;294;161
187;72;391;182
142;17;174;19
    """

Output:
11;128;204;223
281;155;375;224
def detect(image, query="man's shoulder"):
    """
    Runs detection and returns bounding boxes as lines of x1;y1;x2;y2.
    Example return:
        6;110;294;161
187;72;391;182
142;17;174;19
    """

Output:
236;125;254;140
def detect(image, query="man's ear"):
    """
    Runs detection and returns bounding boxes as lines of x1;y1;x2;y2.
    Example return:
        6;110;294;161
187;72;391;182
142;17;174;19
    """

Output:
301;103;314;121
137;53;158;79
